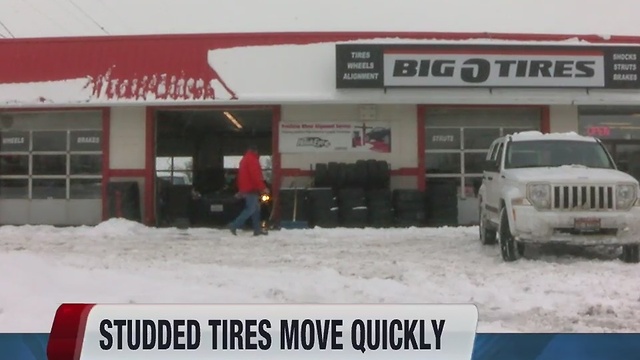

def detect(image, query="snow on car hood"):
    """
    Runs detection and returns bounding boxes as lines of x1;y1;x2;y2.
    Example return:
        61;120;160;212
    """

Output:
504;165;638;184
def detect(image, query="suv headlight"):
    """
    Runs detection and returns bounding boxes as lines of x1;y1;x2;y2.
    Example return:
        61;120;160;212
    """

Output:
616;183;637;210
526;183;551;209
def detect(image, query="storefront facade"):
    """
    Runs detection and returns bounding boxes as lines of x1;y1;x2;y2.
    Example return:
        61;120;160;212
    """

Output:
1;32;640;226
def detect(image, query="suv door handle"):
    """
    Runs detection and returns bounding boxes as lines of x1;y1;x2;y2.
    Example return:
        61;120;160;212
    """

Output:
486;176;493;180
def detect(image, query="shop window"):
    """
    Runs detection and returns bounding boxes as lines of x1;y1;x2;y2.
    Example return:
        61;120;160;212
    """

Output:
70;154;102;175
32;154;67;176
463;152;488;174
70;179;102;199
0;131;30;152
426;153;461;174
464;128;500;149
156;156;193;185
32;178;66;199
0;111;103;201
425;128;461;150
69;130;102;152
32;131;67;152
0;155;29;176
463;176;483;197
0;179;28;199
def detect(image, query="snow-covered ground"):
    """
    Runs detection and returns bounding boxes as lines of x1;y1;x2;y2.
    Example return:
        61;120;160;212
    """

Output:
1;219;638;333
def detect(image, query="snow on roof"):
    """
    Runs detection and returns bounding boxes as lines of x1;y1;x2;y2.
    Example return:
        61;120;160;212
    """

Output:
0;0;640;39
509;131;597;142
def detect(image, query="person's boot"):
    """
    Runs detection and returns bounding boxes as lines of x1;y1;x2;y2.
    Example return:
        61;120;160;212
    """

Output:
253;229;268;236
228;223;237;235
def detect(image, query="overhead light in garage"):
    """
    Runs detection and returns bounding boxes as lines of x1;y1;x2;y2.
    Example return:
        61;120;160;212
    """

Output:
224;111;243;129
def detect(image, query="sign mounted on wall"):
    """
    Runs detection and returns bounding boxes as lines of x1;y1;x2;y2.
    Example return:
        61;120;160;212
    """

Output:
335;44;640;89
279;122;391;153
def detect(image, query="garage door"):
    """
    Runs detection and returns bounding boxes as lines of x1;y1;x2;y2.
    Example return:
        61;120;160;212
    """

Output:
0;111;103;225
424;107;542;225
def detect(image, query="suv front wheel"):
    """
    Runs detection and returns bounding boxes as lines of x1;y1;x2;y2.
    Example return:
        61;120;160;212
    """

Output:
498;207;521;262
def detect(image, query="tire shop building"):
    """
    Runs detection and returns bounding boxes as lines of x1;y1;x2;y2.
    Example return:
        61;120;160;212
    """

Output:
1;32;640;228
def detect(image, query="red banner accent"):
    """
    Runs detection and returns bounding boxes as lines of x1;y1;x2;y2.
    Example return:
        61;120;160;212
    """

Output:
47;304;96;360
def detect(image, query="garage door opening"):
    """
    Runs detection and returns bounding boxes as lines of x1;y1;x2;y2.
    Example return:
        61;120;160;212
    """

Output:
154;109;273;228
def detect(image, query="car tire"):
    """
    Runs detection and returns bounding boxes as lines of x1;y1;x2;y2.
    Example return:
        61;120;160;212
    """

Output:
622;244;640;263
479;203;497;245
498;207;520;262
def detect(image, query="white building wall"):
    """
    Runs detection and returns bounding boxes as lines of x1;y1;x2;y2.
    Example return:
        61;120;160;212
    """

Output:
280;104;418;189
109;107;146;169
549;105;579;133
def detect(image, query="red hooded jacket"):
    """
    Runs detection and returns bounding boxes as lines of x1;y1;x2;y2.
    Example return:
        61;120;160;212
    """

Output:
236;150;266;193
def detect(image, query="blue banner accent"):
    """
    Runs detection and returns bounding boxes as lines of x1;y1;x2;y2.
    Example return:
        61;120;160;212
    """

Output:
0;334;49;360
471;333;640;360
1;333;640;359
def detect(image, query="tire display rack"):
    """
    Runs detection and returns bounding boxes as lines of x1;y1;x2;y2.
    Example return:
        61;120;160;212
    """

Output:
277;161;458;228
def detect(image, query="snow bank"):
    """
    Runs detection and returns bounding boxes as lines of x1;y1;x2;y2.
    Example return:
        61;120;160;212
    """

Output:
1;219;640;333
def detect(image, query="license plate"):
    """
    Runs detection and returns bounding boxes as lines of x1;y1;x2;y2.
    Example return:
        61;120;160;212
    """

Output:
210;204;224;212
574;217;601;231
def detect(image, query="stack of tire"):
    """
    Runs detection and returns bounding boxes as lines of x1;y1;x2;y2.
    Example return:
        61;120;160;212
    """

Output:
306;187;339;228
314;160;390;189
337;188;368;228
366;189;394;228
392;189;426;227
425;179;458;226
278;188;309;223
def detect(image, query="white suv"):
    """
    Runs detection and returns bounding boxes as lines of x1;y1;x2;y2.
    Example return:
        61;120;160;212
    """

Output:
478;131;640;263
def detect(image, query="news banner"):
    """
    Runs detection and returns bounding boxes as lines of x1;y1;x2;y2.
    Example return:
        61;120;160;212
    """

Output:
2;303;640;360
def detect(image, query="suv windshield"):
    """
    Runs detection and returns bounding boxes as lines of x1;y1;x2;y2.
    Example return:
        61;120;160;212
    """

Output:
504;140;614;169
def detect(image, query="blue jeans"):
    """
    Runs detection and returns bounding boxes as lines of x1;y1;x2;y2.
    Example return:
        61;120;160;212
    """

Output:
231;193;262;233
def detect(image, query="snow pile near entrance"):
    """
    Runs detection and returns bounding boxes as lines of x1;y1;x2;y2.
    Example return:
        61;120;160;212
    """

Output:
1;219;639;333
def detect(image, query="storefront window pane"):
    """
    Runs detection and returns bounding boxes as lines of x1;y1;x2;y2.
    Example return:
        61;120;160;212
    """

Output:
426;153;461;174
426;177;462;196
464;176;483;198
464;128;500;149
0;131;30;152
464;152;488;174
0;179;28;199
70;154;102;175
32;155;67;175
425;128;461;150
32;131;67;151
32;178;66;199
0;155;29;176
70;130;102;152
70;179;101;199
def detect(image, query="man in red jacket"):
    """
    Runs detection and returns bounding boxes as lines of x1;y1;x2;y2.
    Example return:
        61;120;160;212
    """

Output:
229;145;270;236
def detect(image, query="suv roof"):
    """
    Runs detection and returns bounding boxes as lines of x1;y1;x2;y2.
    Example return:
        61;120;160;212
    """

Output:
507;131;597;143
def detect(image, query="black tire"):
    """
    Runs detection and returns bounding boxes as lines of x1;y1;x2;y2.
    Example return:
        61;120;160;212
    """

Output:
499;207;520;262
327;162;340;188
377;160;390;188
355;160;368;188
479;202;497;245
366;160;379;188
622;245;640;263
335;163;347;189
314;163;329;187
